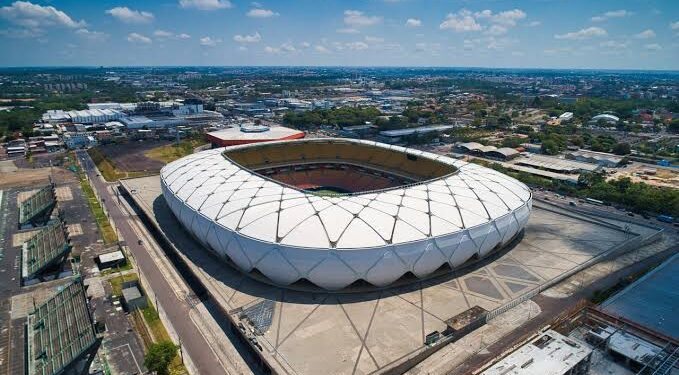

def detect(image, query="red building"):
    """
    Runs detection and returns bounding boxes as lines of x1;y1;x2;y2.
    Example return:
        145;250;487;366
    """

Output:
207;124;305;147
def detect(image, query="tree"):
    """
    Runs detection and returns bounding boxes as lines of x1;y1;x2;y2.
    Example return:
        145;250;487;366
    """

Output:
578;172;604;187
668;119;679;134
144;341;178;375
611;142;631;155
541;139;559;155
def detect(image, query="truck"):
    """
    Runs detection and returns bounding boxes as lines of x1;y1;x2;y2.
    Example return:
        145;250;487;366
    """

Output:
657;215;674;223
585;198;604;206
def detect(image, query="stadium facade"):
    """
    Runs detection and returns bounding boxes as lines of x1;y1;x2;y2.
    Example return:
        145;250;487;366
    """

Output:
161;138;532;290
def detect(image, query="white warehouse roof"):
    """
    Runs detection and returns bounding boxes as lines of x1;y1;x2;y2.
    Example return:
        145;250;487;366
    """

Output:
161;139;532;290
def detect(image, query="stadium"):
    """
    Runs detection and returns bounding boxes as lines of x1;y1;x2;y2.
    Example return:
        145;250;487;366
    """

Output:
160;138;532;290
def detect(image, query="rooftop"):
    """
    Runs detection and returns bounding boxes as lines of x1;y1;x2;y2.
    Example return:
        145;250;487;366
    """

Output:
19;184;56;226
97;250;125;264
207;125;304;141
515;154;599;174
26;279;97;375
481;330;592;375
21;220;71;280
379;124;456;137
602;252;679;340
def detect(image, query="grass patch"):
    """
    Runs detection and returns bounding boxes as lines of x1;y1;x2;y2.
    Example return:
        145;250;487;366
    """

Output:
139;304;186;375
108;273;187;374
144;139;207;164
87;147;150;182
100;262;133;276
108;272;139;297
79;175;118;245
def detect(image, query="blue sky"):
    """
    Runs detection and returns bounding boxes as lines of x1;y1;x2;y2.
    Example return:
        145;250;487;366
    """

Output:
0;0;677;69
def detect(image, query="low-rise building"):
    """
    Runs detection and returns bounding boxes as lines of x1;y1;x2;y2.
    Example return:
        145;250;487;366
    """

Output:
378;125;456;144
565;149;624;168
559;112;574;121
481;329;592;375
63;132;97;149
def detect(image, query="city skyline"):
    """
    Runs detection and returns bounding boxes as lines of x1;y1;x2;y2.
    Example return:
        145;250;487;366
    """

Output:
1;0;678;69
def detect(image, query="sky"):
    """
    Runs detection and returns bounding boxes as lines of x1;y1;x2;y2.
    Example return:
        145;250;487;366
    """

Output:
0;0;678;70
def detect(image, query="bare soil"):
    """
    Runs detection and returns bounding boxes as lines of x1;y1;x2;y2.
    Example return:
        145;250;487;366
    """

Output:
97;141;171;173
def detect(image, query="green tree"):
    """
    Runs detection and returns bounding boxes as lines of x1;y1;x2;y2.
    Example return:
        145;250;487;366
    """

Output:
668;119;679;134
144;341;178;375
611;142;631;155
541;139;559;155
578;172;604;187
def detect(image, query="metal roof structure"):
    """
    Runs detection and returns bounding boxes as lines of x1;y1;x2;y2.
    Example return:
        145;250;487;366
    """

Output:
21;220;71;281
26;279;97;375
602;252;679;340
515;154;599;174
487;147;520;159
378;125;456;137
457;142;484;152
19;184;57;227
161;138;532;290
565;149;624;166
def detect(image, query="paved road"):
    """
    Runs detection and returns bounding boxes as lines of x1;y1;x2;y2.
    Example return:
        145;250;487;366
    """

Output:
75;150;230;375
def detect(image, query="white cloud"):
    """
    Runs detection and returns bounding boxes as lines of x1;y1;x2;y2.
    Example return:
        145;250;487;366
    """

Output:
76;28;108;41
405;18;421;28
153;30;190;40
485;25;508;36
671;21;679;30
344;10;382;27
200;36;221;46
337;28;360;34
644;43;662;51
247;8;278;18
233;32;261;43
475;9;526;26
634;29;656;39
179;0;232;11
0;1;85;31
105;7;154;24
440;10;482;32
527;21;541;27
315;45;331;54
555;27;607;40
299;41;311;49
127;32;152;44
591;9;631;22
154;30;173;38
264;42;296;54
346;41;369;50
600;40;627;49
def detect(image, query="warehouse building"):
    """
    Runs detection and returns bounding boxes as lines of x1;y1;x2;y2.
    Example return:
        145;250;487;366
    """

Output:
515;154;600;174
565;149;624;168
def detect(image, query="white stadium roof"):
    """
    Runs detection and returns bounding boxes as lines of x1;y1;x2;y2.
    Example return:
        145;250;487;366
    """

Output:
161;139;532;290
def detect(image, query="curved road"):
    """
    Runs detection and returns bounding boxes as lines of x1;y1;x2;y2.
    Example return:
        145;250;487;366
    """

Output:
75;150;231;375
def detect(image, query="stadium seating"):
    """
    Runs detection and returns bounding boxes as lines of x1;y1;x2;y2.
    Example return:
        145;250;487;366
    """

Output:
224;139;455;182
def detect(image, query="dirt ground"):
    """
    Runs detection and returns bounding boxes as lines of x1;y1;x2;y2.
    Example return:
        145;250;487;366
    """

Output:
0;166;76;189
96;140;171;173
608;162;679;189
